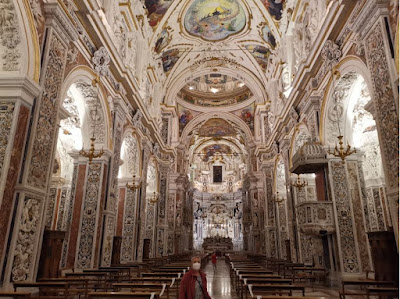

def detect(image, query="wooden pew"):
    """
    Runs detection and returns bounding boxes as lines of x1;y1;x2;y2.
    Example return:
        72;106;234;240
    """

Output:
255;296;328;299
113;283;169;298
65;272;108;291
88;291;159;298
339;279;396;299
0;292;31;298
248;283;306;298
37;277;89;298
13;281;69;297
367;287;399;298
125;277;181;298
239;278;291;299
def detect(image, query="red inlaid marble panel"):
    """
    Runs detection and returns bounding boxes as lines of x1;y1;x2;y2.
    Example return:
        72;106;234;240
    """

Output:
93;164;108;268
116;188;126;236
0;105;29;262
66;164;86;268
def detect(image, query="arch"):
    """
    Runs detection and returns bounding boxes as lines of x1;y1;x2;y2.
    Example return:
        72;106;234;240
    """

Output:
320;56;374;144
164;64;269;109
60;66;112;149
179;112;254;143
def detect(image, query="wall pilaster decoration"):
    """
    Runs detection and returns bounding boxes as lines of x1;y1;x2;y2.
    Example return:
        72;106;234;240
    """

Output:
101;110;124;267
364;22;399;189
347;161;371;271
0;102;15;184
366;188;379;232
76;162;104;269
60;164;78;268
372;188;385;231
44;188;57;229
0;0;21;71
364;21;399;240
11;196;43;282
56;188;69;231
121;189;137;263
27;32;67;189
136;144;151;261
356;163;372;232
329;160;360;273
167;193;175;255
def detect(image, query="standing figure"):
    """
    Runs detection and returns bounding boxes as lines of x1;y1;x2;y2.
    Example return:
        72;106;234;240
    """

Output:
179;256;211;299
211;252;217;273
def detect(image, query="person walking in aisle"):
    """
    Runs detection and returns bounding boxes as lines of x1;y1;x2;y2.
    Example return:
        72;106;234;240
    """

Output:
211;252;217;273
179;256;211;299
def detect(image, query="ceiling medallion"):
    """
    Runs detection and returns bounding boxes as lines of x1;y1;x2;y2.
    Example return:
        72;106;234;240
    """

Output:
184;0;246;41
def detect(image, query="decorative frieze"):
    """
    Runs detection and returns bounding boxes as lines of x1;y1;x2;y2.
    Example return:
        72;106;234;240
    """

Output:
121;189;136;263
27;33;67;189
76;162;103;269
11;196;43;282
0;102;15;183
0;0;21;71
329;160;360;273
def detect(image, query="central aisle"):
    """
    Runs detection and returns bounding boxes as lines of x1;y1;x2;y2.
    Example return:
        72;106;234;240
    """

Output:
202;258;239;299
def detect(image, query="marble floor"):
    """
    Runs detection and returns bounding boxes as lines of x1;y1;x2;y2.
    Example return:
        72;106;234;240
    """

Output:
201;258;366;299
203;258;239;299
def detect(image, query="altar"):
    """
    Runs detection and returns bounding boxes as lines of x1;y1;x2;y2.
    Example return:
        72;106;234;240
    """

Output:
202;237;233;251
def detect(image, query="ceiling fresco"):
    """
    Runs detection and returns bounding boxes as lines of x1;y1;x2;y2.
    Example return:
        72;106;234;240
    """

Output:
145;0;175;28
261;23;276;48
198;118;237;137
184;0;246;41
154;28;171;53
261;0;285;21
245;45;271;70
200;144;234;162
178;73;253;107
232;104;255;133
178;104;201;134
161;49;181;72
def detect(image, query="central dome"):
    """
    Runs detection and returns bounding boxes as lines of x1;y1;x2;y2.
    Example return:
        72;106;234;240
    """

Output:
184;0;246;41
178;74;253;107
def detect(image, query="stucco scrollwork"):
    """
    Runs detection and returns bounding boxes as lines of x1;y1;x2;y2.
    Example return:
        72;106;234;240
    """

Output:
0;0;21;71
11;197;43;282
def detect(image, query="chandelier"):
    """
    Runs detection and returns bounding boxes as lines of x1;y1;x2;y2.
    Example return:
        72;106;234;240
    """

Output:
327;135;356;162
149;192;158;204
274;191;285;204
292;174;308;190
126;174;141;191
79;76;104;163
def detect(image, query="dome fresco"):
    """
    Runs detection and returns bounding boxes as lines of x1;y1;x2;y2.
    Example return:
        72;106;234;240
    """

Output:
179;74;253;107
184;0;246;41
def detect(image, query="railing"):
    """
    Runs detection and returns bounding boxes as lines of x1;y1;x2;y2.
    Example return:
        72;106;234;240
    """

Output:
296;201;335;235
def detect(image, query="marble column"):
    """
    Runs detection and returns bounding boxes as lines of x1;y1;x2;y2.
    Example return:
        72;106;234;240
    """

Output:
261;163;278;258
354;0;399;244
120;184;138;263
1;1;77;286
136;141;151;261
0;77;40;283
328;159;366;275
156;166;169;257
74;155;110;270
167;173;179;255
100;98;125;267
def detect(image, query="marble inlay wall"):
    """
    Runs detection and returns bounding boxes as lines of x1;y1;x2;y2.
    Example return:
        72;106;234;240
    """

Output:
11;195;44;282
121;188;136;263
0;102;15;183
329;160;360;273
347;161;371;271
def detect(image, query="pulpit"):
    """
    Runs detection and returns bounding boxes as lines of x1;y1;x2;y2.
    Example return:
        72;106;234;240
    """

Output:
37;230;65;278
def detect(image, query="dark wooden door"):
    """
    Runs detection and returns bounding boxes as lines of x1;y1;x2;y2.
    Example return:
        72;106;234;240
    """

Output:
143;239;151;260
